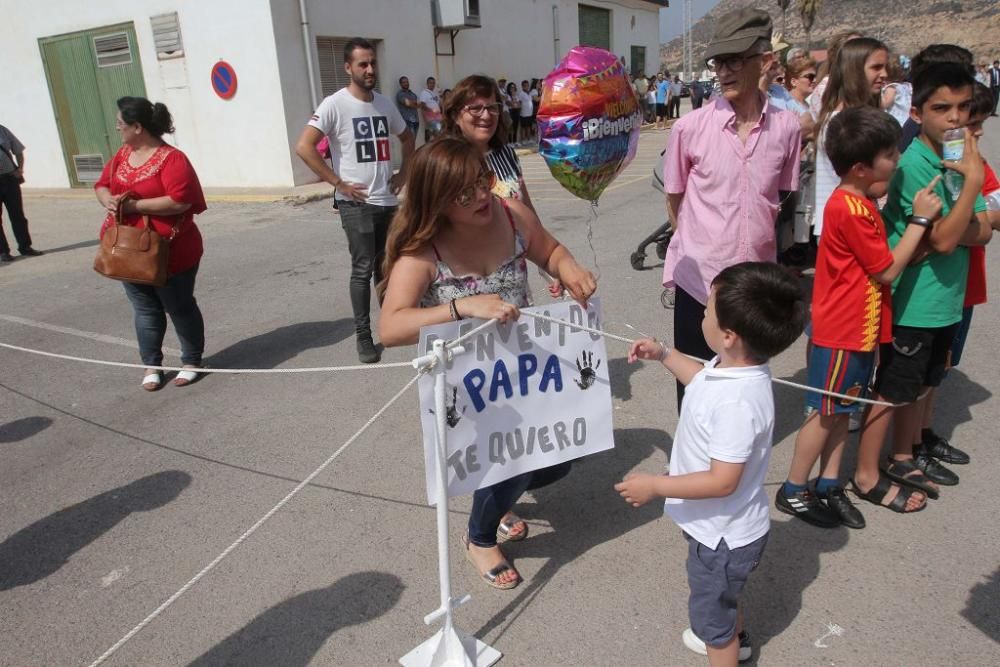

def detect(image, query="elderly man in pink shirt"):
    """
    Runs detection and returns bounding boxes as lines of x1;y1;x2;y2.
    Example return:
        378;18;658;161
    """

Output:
662;8;802;409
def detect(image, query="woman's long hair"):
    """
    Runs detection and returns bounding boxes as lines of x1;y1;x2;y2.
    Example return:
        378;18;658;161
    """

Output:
442;74;510;149
817;37;888;142
816;31;861;82
377;136;487;302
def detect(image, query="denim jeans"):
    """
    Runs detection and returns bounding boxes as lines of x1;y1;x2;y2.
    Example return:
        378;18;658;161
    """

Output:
122;264;205;367
338;200;395;338
467;462;573;547
0;173;31;254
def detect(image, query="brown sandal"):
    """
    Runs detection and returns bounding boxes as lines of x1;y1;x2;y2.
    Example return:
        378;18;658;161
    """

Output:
462;534;520;590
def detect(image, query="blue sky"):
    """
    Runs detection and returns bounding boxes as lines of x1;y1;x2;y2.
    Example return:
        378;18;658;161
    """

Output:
659;0;723;42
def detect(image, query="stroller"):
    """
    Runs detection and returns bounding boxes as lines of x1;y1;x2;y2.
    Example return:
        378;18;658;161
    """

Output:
629;149;675;308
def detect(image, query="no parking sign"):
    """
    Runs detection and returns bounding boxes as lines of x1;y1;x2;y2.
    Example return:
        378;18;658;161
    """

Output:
211;61;237;100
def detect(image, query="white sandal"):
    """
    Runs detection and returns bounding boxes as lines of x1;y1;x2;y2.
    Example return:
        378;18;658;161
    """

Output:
173;368;201;387
142;372;163;392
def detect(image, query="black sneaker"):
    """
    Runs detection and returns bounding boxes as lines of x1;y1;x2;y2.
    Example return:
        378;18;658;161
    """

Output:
356;335;381;364
0;252;13;263
914;448;959;485
922;430;970;465
776;486;840;528
820;487;865;529
19;247;43;257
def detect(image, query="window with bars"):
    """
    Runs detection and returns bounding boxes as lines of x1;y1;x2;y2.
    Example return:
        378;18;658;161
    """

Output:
151;12;184;59
315;36;381;98
93;32;132;67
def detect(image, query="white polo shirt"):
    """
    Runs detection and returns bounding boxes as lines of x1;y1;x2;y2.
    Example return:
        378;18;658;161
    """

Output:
664;357;774;549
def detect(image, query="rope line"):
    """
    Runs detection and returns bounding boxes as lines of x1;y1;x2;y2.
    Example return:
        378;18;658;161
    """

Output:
86;370;427;667
0;342;413;374
518;311;902;408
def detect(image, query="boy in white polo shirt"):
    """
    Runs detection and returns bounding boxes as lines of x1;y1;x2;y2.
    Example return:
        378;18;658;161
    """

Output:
616;262;807;665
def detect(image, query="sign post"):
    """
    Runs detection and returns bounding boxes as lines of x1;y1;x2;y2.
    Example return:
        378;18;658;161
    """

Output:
400;339;501;667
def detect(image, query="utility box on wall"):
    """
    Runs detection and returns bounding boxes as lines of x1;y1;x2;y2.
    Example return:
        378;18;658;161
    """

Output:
432;0;481;29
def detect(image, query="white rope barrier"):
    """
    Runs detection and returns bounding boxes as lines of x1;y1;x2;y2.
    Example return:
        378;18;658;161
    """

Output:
85;369;429;667
518;310;903;408
0;342;414;373
0;310;920;665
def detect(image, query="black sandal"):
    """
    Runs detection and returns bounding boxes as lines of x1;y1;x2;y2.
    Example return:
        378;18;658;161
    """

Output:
882;457;940;500
850;476;926;514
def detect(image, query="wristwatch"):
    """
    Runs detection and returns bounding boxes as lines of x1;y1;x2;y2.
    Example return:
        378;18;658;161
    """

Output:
907;215;932;228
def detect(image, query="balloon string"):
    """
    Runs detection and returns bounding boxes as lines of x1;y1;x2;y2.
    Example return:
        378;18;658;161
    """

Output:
587;200;601;281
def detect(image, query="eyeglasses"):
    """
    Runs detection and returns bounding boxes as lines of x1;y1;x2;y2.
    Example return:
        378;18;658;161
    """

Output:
802;72;817;81
707;52;763;73
462;103;502;117
775;76;785;83
455;172;494;207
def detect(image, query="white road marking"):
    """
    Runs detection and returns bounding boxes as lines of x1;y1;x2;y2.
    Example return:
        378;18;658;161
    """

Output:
813;622;845;648
101;567;129;587
0;314;181;357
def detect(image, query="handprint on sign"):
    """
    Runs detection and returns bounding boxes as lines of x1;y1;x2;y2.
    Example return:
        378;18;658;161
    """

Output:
428;386;466;428
574;351;601;390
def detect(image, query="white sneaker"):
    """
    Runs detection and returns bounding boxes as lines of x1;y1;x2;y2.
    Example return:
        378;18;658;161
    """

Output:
682;628;752;662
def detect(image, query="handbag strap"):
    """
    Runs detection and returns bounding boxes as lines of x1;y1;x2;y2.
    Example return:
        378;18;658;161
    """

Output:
115;192;182;241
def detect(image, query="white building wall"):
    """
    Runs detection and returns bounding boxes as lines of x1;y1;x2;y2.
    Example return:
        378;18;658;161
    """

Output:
3;0;293;188
4;0;662;189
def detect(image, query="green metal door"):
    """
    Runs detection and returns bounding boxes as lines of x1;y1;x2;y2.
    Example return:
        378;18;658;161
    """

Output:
39;23;146;187
631;46;646;77
578;4;611;52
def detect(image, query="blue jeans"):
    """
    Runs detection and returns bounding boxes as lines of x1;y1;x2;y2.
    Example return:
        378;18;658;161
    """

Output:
122;264;205;367
467;462;572;547
338;201;395;337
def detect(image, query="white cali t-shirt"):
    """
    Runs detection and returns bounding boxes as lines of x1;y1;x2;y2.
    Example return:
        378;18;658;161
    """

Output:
308;89;407;206
813;110;841;238
664;357;774;549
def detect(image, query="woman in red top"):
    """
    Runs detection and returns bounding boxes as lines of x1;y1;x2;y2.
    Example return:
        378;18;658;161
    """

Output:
95;97;208;391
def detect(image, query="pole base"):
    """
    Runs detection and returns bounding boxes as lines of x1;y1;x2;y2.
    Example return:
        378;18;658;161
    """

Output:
399;627;501;667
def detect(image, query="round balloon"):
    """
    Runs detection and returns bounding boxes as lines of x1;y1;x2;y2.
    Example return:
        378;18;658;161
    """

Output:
537;46;643;202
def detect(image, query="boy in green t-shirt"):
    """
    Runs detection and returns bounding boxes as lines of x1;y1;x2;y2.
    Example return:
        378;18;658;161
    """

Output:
853;62;993;513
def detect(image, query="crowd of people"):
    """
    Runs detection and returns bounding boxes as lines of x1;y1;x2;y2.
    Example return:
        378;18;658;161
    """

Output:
0;9;992;665
394;71;543;148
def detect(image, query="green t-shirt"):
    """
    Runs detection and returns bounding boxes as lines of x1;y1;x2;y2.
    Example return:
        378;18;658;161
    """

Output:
882;138;987;328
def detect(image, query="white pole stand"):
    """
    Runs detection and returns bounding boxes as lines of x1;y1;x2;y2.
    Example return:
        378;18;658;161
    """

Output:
401;340;501;667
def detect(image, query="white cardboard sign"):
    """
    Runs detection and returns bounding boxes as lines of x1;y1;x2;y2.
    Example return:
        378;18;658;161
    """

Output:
417;299;614;503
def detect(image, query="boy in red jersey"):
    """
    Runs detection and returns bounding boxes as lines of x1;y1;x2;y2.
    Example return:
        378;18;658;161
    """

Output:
777;107;943;525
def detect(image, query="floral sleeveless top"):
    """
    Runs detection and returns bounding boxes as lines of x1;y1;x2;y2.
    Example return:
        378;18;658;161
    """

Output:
420;200;533;309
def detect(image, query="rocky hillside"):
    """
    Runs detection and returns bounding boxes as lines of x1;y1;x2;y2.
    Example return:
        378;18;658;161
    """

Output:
660;0;1000;71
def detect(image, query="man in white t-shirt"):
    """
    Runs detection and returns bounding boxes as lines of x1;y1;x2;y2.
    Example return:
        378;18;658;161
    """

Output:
517;80;535;143
617;262;807;664
419;77;442;142
295;37;414;363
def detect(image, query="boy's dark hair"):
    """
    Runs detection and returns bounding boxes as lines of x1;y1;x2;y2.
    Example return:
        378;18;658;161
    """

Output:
826;107;901;177
912;62;975;109
970;82;994;118
711;262;807;362
343;37;374;63
909;44;974;79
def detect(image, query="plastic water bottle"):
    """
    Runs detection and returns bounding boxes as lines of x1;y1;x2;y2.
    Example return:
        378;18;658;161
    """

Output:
942;128;964;198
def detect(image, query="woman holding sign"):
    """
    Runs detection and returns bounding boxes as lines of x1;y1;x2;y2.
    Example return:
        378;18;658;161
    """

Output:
378;136;596;589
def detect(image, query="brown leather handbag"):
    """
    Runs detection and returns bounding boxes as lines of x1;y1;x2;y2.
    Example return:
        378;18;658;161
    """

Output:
93;195;175;287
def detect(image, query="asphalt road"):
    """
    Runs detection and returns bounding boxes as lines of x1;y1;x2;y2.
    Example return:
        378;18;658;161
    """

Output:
2;117;999;666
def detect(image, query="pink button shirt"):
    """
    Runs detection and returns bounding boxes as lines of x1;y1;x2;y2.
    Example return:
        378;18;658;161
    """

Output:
661;95;801;304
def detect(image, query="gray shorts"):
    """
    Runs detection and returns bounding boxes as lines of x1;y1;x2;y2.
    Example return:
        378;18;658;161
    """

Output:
685;532;768;647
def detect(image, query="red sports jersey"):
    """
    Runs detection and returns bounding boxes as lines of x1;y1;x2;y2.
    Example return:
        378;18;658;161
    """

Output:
812;189;894;352
965;160;997;307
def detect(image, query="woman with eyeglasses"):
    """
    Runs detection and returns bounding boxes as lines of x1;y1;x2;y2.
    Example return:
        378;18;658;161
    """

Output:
94;97;207;392
377;136;596;589
442;75;533;207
